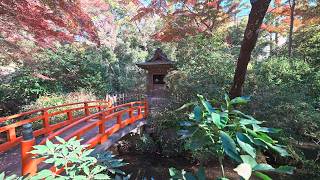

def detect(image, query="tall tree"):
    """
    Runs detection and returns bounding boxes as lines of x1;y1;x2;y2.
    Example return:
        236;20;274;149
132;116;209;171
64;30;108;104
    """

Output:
229;0;271;98
288;0;296;57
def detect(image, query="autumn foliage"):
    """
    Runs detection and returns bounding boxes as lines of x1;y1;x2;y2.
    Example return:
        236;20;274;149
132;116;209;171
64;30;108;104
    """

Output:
0;0;102;47
132;0;240;42
261;0;319;34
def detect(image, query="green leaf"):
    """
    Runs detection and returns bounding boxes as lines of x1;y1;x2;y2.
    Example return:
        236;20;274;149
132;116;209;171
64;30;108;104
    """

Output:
234;163;252;180
216;177;230;180
236;133;256;158
91;165;106;175
211;112;222;129
44;158;55;164
7;174;21;180
197;94;215;113
230;96;250;105
203;101;216;113
220;112;229;128
55;136;66;144
253;164;295;175
31;169;53;179
254;172;272;180
0;172;4;180
231;110;253;118
240;155;257;168
256;132;275;144
169;167;183;179
261;142;289;157
169;167;179;177
93;174;110;179
176;102;197;111
83;166;90;176
46;139;55;150
252;124;281;133
252;139;268;149
251;131;288;155
274;166;295;174
54;158;66;168
30;145;49;155
220;131;241;163
240;119;262;126
224;94;231;109
73;175;87;180
253;164;275;171
194;105;202;121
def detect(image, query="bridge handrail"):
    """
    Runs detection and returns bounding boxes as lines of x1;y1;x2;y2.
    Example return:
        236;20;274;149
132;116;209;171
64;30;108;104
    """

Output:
0;100;112;153
0;100;110;123
21;99;148;176
39;101;145;145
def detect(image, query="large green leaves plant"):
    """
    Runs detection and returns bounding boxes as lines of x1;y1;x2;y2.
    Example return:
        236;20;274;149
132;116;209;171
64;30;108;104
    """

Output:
169;167;206;180
176;94;295;179
28;137;128;180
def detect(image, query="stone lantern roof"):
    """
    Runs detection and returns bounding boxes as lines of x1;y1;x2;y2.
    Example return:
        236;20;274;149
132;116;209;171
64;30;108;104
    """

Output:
136;48;175;70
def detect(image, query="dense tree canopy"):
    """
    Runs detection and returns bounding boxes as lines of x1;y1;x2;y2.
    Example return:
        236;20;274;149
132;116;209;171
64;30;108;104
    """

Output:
0;0;101;46
133;0;241;41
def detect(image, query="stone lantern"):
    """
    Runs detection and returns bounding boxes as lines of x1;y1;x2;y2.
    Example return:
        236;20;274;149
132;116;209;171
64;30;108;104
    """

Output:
137;48;175;97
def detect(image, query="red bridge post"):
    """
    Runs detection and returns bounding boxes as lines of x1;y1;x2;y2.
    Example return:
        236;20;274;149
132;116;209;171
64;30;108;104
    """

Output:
117;112;123;128
129;102;134;123
84;102;90;116
21;123;37;176
99;111;107;143
42;110;50;135
67;111;73;122
144;96;149;118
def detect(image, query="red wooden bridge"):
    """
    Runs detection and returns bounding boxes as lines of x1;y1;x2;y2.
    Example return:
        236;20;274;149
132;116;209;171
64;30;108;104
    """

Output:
0;96;148;176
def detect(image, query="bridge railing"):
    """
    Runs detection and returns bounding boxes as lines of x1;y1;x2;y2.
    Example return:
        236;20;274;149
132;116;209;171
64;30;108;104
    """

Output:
0;100;113;153
21;99;148;176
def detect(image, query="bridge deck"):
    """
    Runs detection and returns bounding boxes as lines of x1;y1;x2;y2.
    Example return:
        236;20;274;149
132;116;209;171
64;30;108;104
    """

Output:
0;112;146;176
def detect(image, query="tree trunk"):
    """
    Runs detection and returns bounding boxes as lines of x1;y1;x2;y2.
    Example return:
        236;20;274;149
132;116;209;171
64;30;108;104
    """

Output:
288;0;295;57
269;33;273;55
229;0;271;99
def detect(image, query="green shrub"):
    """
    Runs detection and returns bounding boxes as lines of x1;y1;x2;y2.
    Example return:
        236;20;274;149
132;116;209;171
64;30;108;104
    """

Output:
249;57;320;141
34;45;114;96
0;45;111;116
0;42;148;116
294;25;320;66
0;69;55;116
113;38;148;92
174;94;295;179
166;34;235;104
21;90;97;111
